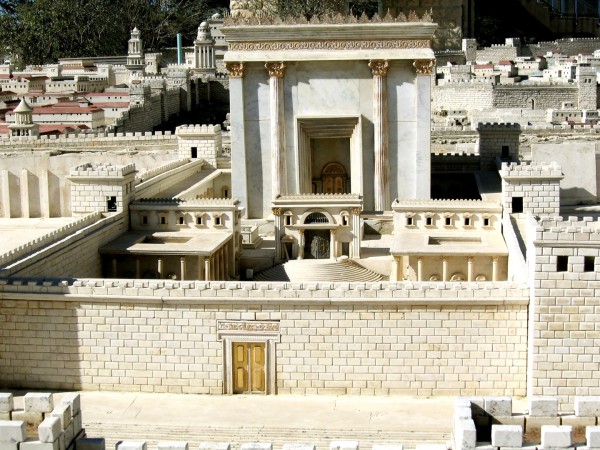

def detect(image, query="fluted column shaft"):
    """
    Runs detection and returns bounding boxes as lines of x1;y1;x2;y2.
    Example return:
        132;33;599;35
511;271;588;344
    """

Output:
266;62;287;198
369;60;390;212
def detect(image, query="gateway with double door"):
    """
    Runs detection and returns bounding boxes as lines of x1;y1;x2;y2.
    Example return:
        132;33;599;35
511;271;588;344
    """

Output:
232;342;266;393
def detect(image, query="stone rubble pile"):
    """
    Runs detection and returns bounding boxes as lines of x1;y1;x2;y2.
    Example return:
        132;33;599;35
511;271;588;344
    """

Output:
454;396;600;450
0;393;83;450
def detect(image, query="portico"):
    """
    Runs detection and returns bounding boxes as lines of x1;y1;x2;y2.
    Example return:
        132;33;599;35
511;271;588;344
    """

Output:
223;16;436;218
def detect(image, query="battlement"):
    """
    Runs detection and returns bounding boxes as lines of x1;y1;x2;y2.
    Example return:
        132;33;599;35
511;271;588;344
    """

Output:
136;159;190;183
277;193;362;200
70;162;136;178
224;10;433;26
392;199;497;207
0;213;102;269
477;122;521;131
500;161;563;178
175;124;221;136
534;215;600;238
0;277;530;301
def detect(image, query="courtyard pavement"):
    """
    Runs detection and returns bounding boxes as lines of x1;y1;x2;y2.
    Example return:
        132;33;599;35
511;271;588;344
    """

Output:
6;391;529;448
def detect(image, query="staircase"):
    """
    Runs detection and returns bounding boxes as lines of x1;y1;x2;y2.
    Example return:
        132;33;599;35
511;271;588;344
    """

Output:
84;422;451;450
254;258;385;282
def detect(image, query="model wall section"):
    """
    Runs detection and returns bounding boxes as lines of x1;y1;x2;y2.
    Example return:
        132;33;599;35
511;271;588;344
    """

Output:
493;86;578;110
531;217;600;405
0;293;527;396
3;214;127;278
433;84;494;111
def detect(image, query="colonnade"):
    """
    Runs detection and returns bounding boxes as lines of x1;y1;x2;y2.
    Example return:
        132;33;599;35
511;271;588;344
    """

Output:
110;240;234;281
391;255;501;282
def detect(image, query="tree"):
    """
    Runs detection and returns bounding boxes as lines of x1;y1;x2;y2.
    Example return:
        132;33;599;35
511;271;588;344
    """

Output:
0;0;229;66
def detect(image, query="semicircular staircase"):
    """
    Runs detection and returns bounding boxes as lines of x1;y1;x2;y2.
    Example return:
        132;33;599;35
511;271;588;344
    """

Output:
254;258;385;282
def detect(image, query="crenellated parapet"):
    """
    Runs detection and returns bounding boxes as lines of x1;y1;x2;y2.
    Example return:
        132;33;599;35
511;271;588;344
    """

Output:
534;215;600;240
69;163;136;179
500;161;563;179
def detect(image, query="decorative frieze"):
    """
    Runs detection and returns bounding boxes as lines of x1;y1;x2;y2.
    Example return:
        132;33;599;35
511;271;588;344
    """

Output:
218;320;280;333
224;11;434;26
229;40;432;52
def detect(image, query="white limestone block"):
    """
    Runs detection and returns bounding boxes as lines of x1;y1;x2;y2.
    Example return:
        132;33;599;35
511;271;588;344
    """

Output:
414;445;447;450
455;418;476;450
484;397;512;417
0;394;13;413
116;442;146;450
330;443;358;450
20;440;60;450
282;445;316;450
75;438;105;450
158;443;188;450
575;397;600;417
529;397;558;417
491;425;523;447
240;445;271;450
586;426;600;448
50;405;71;430
0;441;18;450
541;425;573;448
60;395;80;417
198;443;229;450
38;417;61;443
0;421;26;442
24;394;54;414
73;414;82;435
371;446;402;450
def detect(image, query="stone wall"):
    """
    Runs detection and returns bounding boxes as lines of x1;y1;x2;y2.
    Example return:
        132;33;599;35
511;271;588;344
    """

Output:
526;38;600;58
433;84;494;111
493;85;578;110
530;216;600;405
2;213;128;278
0;280;528;396
476;46;519;64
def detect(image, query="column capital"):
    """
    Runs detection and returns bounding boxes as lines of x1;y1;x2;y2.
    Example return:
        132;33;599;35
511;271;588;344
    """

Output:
272;207;282;216
265;61;286;78
413;59;434;75
226;62;245;78
368;59;389;77
352;207;362;215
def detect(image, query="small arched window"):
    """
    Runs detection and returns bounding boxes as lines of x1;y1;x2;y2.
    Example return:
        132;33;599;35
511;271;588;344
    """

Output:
304;212;329;224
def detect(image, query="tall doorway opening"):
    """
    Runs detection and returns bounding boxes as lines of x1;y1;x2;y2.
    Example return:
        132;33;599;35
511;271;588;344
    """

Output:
232;342;266;394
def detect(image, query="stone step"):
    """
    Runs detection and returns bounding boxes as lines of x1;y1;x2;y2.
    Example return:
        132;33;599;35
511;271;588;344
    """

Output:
255;259;384;283
84;423;450;450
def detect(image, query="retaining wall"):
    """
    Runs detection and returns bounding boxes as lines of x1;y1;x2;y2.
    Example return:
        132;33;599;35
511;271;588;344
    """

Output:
0;279;528;396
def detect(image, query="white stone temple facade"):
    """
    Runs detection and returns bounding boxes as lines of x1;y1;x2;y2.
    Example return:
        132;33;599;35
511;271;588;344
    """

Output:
222;17;436;218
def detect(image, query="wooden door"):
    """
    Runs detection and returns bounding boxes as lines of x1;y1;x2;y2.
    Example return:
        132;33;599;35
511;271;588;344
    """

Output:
232;342;266;394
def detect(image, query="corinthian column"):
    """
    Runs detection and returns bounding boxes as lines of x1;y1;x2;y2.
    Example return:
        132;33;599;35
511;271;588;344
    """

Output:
266;62;287;198
369;59;390;211
414;59;435;199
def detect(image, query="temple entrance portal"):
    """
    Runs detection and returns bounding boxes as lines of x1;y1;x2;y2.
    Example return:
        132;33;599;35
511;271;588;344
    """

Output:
297;117;362;195
305;229;330;259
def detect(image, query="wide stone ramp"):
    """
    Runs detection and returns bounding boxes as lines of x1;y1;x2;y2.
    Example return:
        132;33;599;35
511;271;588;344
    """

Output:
254;259;384;282
84;422;450;450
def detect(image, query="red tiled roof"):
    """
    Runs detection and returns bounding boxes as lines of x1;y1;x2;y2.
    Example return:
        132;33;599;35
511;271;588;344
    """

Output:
474;64;494;69
93;102;130;108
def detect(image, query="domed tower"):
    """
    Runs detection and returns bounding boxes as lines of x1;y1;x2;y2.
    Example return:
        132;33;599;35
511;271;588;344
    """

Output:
9;98;39;137
126;27;145;77
193;21;216;73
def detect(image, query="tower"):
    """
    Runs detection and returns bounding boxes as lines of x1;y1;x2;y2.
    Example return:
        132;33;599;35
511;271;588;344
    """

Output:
126;27;145;78
193;22;216;74
8;98;39;138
